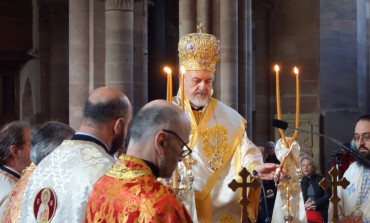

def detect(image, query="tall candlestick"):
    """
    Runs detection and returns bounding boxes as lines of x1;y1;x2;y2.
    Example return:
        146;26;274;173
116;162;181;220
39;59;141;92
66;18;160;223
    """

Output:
289;67;300;144
164;66;173;103
180;66;185;110
275;64;289;147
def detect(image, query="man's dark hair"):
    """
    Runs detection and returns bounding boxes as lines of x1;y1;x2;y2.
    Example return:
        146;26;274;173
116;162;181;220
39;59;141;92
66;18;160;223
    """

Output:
129;105;180;141
0;121;31;164
31;121;75;165
83;97;130;124
355;113;370;167
357;113;370;123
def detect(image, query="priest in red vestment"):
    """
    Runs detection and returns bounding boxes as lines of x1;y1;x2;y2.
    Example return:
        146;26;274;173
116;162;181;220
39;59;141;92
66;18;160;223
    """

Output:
85;100;193;223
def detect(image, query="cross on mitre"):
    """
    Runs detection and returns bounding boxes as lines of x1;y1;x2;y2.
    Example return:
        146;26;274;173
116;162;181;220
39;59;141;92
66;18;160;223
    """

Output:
319;166;350;223
197;23;204;33
228;167;260;223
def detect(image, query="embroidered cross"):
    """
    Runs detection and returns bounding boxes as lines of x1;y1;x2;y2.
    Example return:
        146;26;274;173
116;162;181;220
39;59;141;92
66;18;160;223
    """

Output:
228;167;260;223
319;166;350;223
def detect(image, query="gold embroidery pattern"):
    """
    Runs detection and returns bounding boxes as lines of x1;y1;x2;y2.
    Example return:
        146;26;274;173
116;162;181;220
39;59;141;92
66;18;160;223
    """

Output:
106;155;152;179
85;155;190;223
218;213;238;223
138;197;156;222
2;163;36;223
201;124;228;170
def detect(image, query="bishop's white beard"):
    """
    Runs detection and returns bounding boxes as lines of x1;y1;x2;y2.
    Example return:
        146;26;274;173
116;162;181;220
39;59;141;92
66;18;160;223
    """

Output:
189;96;210;108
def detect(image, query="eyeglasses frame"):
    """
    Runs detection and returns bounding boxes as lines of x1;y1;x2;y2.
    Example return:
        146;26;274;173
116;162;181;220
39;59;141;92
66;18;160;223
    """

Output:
162;129;192;157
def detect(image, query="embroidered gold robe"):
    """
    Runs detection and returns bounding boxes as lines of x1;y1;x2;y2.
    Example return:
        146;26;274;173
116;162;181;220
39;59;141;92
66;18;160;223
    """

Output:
174;96;263;223
0;167;19;219
85;155;193;223
1;163;36;223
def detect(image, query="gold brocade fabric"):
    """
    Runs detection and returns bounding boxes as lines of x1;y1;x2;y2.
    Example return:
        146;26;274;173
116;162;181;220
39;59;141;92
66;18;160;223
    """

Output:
1;163;36;223
85;154;193;223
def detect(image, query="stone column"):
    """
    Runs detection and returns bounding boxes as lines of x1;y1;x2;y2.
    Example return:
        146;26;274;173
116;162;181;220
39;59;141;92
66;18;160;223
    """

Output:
197;0;210;32
90;0;106;89
50;2;69;124
238;0;253;137
105;0;134;101
212;0;221;97
133;0;148;112
179;0;196;37
69;0;89;130
219;0;238;109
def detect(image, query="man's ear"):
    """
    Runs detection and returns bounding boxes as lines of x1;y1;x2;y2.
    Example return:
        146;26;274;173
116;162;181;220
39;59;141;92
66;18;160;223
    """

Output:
113;118;124;135
9;145;19;159
155;131;166;155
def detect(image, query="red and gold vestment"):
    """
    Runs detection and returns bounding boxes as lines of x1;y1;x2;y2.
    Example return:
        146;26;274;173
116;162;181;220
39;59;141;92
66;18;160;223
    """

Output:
85;154;193;223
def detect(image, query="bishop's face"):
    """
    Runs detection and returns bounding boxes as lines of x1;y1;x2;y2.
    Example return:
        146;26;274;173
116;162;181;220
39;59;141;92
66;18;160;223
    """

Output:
354;119;370;158
184;70;214;109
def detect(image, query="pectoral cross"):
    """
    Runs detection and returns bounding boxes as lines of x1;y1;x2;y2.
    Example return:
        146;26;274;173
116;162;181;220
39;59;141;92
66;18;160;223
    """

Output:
228;167;260;223
319;166;350;223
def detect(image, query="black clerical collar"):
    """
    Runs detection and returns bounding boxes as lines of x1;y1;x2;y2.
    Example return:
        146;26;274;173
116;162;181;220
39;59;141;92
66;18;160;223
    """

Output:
0;164;21;179
143;160;159;178
192;106;204;111
72;133;109;154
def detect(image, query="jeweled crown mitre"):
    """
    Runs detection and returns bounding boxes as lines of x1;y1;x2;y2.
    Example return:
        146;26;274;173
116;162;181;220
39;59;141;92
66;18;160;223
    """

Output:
178;24;220;73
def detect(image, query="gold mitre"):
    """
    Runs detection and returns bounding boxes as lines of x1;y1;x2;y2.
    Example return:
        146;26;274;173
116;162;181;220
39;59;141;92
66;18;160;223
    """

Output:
178;24;220;72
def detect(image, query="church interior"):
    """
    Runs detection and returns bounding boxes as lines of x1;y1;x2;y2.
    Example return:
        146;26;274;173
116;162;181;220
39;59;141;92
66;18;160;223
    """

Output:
0;0;369;174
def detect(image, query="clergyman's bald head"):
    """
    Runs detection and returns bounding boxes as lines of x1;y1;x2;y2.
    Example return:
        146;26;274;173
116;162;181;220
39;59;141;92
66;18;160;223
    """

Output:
82;87;131;124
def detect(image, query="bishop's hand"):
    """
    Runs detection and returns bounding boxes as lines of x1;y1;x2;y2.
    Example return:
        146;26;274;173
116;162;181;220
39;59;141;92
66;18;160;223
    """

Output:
254;163;281;180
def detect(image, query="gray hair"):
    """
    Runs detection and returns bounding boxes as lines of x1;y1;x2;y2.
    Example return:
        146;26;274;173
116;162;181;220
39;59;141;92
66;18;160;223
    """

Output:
129;104;182;142
30;121;75;164
0;121;31;164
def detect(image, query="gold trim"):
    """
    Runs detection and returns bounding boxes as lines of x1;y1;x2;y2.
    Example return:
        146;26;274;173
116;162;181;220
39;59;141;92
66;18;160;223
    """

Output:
107;154;153;179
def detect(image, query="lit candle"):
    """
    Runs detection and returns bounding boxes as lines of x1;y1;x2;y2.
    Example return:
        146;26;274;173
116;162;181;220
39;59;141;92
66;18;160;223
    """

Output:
164;66;172;103
180;66;186;111
274;65;282;119
164;66;177;189
289;67;300;144
275;65;289;147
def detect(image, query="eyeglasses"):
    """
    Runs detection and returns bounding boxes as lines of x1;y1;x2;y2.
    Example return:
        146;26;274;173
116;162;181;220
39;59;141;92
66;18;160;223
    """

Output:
354;132;370;143
162;129;192;157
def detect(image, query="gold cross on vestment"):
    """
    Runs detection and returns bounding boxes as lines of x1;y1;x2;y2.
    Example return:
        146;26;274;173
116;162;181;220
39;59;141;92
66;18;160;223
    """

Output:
228;167;260;223
319;166;350;223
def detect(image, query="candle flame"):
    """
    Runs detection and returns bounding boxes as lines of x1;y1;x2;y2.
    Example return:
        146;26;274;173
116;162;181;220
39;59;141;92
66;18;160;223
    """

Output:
163;66;172;75
180;66;186;75
293;66;299;75
274;65;280;72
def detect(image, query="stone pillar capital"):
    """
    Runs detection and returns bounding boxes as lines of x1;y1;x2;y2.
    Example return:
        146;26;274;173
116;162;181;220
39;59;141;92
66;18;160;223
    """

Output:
105;0;133;11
